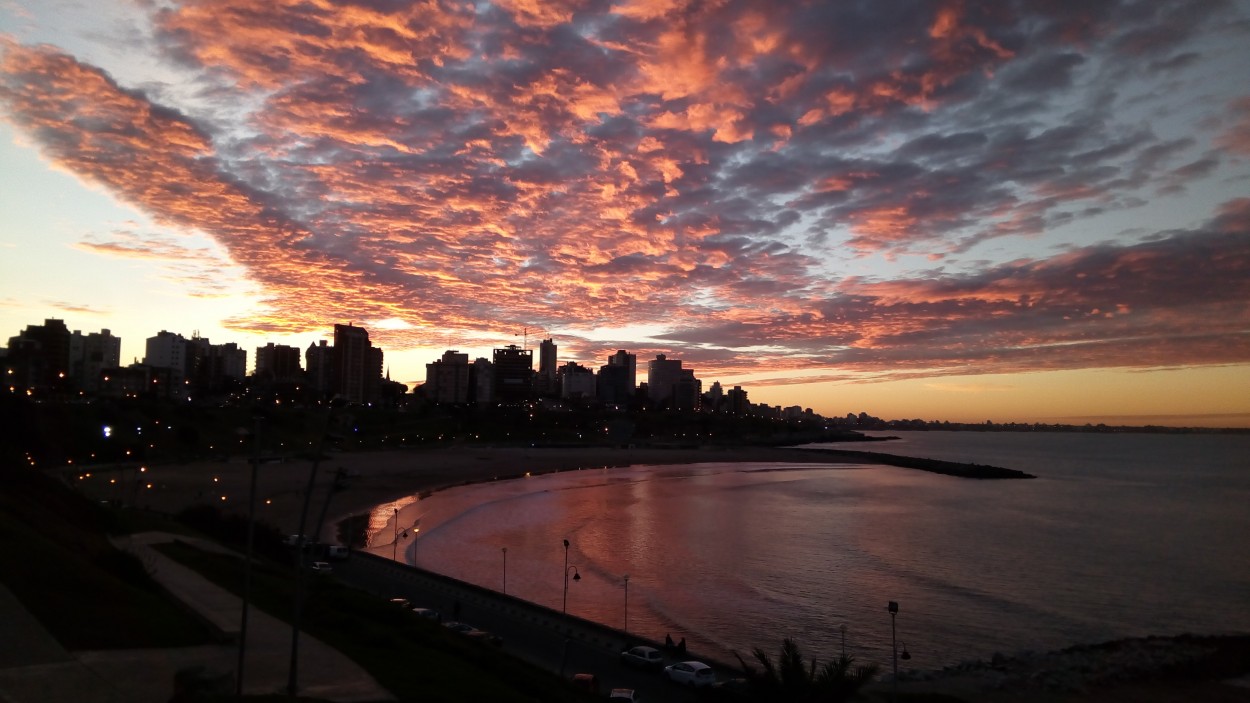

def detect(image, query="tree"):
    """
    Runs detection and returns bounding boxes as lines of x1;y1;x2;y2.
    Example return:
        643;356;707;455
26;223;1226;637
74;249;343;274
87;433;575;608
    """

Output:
733;637;878;702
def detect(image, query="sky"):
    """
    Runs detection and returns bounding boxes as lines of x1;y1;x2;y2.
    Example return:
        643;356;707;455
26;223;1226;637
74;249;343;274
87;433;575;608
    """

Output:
2;0;1249;427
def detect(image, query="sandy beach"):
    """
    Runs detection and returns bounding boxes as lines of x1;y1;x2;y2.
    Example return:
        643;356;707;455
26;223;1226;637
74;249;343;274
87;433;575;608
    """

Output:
83;444;863;539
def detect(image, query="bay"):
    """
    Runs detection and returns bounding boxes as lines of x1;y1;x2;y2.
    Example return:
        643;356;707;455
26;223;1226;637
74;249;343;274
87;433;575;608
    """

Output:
366;431;1250;671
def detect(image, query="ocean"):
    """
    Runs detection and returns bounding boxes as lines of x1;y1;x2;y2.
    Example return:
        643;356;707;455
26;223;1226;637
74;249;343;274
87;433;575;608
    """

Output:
367;431;1250;671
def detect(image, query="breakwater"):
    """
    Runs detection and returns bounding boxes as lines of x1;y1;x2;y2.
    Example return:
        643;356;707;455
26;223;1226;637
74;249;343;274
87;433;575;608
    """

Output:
795;446;1036;478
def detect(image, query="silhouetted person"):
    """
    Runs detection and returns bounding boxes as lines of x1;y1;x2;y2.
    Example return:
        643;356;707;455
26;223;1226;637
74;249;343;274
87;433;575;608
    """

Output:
665;633;674;648
677;637;686;654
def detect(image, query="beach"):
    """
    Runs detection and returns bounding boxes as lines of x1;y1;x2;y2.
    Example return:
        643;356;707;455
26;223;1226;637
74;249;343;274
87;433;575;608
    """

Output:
85;444;865;538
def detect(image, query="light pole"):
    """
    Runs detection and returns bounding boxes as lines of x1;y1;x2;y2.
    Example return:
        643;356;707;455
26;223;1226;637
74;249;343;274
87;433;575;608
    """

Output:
562;539;582;614
562;540;568;611
840;623;847;659
391;509;418;563
237;413;263;697
563;565;581;614
501;547;508;595
623;574;630;633
888;601;899;703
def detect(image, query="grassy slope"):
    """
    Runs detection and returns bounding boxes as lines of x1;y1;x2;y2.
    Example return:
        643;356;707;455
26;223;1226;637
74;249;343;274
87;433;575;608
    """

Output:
156;540;591;703
0;469;212;649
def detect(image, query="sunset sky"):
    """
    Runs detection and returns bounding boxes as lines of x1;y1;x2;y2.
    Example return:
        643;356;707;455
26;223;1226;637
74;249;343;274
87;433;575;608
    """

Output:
2;1;1249;426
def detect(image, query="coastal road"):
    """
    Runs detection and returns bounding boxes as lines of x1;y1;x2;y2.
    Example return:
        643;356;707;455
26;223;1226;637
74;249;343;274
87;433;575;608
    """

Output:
335;552;723;702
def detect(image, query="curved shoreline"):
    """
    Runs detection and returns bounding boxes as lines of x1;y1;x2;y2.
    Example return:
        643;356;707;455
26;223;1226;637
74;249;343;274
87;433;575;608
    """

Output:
73;442;1033;542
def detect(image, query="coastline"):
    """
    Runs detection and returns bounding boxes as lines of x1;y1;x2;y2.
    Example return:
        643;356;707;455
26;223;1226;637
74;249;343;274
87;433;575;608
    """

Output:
70;443;1250;701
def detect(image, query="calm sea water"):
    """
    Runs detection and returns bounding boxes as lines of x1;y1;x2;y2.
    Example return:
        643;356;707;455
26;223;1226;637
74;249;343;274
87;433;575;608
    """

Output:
366;432;1250;670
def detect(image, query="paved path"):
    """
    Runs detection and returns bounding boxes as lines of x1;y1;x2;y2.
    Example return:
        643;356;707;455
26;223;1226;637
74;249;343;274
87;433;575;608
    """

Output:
0;532;392;703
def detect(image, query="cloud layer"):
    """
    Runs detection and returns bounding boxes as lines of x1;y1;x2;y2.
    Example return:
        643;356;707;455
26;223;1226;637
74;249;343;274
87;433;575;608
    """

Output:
2;0;1248;379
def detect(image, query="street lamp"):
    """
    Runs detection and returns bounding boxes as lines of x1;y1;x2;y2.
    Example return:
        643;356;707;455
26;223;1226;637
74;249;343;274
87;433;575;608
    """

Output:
562;539;581;614
391;509;418;562
501;547;508;595
563;565;581;614
839;623;847;659
623;574;630;633
888;601;900;703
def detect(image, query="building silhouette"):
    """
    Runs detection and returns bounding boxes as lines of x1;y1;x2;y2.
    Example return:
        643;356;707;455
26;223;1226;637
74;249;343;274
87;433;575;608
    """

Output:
597;349;636;405
425;350;471;404
332;323;383;404
558;361;595;400
255;343;303;382
305;340;333;397
537;338;558;396
4;318;73;394
492;344;533;402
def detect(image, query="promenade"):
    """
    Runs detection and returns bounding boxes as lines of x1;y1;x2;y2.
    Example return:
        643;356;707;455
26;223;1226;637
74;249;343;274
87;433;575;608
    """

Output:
0;531;392;703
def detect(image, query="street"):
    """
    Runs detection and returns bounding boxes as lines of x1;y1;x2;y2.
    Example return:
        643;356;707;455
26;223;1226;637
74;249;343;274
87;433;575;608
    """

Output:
336;552;729;702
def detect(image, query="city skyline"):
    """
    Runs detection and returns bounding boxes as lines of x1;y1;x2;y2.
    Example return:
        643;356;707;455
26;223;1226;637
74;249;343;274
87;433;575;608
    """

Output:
2;2;1249;426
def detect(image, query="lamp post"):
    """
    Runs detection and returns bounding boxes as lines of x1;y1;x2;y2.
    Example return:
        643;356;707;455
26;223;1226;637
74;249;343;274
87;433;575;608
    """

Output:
237;413;263;697
501;547;508;595
888;601;899;703
562;539;568;611
840;623;847;659
390;509;419;563
563;565;581;614
623;574;630;633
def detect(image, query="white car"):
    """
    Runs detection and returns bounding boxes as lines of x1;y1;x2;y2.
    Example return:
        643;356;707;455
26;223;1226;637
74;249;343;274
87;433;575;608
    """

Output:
309;561;332;573
664;660;715;687
608;688;640;702
620;645;663;670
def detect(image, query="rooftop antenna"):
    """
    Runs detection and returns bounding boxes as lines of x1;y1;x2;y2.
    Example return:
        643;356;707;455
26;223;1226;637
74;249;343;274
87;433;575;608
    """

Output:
517;326;529;349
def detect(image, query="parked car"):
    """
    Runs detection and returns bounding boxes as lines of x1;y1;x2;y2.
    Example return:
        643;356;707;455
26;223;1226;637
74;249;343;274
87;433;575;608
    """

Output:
620;645;664;670
664;661;715;687
442;621;503;646
388;597;411;609
609;688;641;702
309;561;332;574
571;673;599;694
326;545;349;559
410;607;441;621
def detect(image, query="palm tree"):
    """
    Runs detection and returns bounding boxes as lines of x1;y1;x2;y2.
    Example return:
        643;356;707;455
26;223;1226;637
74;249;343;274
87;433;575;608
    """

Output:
733;637;878;702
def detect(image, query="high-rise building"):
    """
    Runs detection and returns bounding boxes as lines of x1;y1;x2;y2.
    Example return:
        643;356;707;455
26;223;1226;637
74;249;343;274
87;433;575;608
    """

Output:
492;344;533;402
5;318;73;393
471;357;494;404
306;340;334;398
425;350;470;404
255;343;303;382
727;385;749;414
607;349;636;390
536;338;558;396
145;330;189;377
673;368;701;410
70;328;121;393
333;323;383;404
647;354;684;404
558;361;596;399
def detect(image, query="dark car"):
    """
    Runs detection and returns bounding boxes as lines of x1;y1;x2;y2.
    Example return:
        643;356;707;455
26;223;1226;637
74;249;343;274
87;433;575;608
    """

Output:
443;621;503;646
